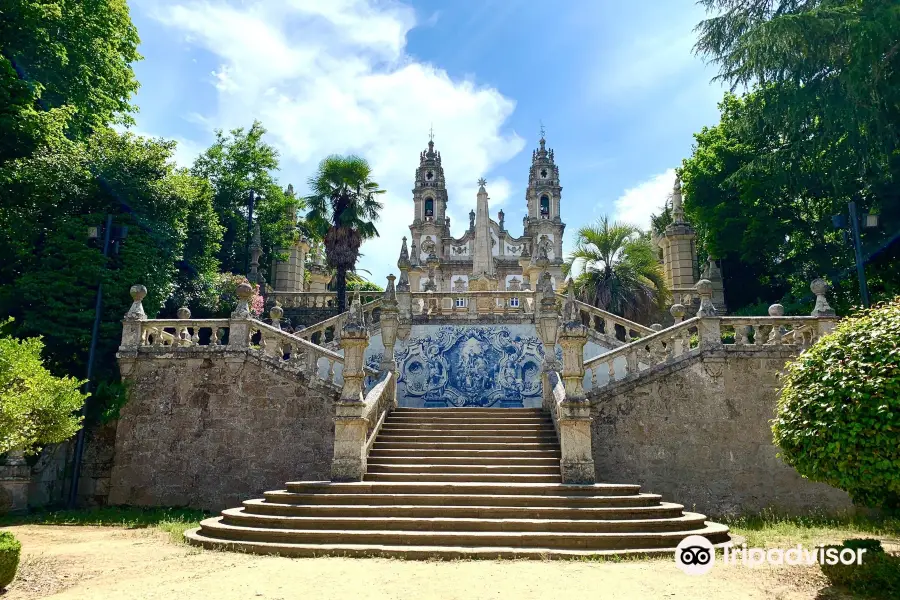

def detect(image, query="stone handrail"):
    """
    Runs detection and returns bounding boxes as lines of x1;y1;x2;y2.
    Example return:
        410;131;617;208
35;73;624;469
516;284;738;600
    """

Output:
133;319;231;347
409;290;537;317
671;287;699;306
295;299;383;346
718;316;822;347
584;317;702;391
268;291;338;309
557;294;655;342
363;371;396;456
249;320;378;385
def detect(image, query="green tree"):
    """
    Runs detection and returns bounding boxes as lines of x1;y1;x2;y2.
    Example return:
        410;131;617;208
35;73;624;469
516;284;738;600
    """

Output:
0;320;88;455
191;121;296;279
0;0;141;156
773;298;900;511
305;155;385;311
564;217;668;322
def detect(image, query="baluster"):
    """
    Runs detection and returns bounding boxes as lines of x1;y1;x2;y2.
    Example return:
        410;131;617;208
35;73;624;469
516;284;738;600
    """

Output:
604;318;614;337
590;367;598;390
607;360;615;384
140;326;149;346
307;351;318;377
328;359;336;384
210;327;219;345
734;324;745;345
190;328;200;345
153;327;164;346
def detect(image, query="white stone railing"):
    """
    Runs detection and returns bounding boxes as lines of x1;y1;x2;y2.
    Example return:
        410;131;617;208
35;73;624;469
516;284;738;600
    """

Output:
409;290;537;317
268;291;338;309
134;319;231;347
363;371;396;456
583;317;702;391
557;294;654;342
295;299;382;347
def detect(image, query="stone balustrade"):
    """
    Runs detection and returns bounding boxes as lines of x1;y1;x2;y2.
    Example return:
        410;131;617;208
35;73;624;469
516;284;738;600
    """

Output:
294;299;383;347
557;293;654;343
408;290;537;318
268;291;338;309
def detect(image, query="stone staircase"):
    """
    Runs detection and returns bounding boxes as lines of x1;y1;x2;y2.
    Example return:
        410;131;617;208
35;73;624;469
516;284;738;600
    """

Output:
185;408;731;558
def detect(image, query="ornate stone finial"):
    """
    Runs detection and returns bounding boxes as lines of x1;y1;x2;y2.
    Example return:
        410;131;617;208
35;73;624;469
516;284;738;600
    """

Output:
810;278;836;317
477;177;487;189
651;323;663;331
231;282;253;319
564;279;578;322
537;271;555;297
177;307;191;319
695;279;717;317
670;303;686;323
383;274;397;304
398;236;410;267
269;304;284;329
768;303;785;317
124;285;148;321
343;293;367;336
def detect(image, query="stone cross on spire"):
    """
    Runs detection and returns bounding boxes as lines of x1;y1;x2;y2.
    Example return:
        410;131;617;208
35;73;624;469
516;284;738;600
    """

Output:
477;177;487;189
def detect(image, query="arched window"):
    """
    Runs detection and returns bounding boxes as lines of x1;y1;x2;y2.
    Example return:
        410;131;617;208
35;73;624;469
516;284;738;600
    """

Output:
540;195;550;218
424;198;434;218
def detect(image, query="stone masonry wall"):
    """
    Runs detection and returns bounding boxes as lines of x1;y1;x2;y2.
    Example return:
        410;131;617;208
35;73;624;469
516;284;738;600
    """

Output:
589;347;853;517
109;350;338;511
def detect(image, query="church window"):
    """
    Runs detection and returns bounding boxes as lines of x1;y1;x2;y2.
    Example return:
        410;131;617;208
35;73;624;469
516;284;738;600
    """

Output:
424;198;434;218
540;195;550;218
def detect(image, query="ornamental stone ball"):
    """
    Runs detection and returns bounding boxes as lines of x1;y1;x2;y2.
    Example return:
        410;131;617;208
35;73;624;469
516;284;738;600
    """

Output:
695;279;717;317
651;324;663;331
768;304;785;317
236;282;253;300
670;303;686;321
269;304;284;320
177;307;191;319
695;279;713;297
130;284;148;302
810;278;828;297
810;277;836;317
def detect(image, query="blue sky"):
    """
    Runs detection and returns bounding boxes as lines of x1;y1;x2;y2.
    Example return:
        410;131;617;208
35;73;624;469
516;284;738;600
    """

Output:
127;0;726;285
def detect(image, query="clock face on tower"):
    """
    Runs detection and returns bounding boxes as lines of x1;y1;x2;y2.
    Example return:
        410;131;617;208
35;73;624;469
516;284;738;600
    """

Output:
540;168;548;179
426;170;434;181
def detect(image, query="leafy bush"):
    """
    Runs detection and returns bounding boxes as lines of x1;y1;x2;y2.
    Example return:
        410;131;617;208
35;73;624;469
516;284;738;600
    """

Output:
0;531;21;589
0;319;88;455
773;298;900;510
820;539;900;598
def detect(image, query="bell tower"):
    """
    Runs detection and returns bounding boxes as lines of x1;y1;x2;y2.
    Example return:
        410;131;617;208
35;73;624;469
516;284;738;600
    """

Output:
524;130;565;271
412;136;449;227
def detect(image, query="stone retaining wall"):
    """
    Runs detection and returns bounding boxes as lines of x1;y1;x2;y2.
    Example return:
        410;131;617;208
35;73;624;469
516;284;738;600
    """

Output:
589;347;853;516
110;350;338;511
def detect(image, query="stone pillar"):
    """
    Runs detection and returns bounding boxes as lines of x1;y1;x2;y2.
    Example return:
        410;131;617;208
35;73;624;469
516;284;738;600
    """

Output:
556;283;595;484
536;272;560;413
228;283;253;351
331;297;370;482
380;275;399;373
695;279;721;347
396;237;412;339
120;284;147;350
660;176;699;290
0;450;30;514
810;278;837;336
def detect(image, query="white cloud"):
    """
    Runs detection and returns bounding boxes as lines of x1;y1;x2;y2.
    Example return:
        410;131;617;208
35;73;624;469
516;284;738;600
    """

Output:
613;169;675;230
141;0;524;285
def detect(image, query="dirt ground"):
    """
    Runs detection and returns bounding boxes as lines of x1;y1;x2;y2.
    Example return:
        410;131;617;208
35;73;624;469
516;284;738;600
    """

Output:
1;525;852;600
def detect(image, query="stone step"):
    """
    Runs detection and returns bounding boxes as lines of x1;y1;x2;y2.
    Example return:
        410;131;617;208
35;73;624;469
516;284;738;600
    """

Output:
367;456;561;466
367;448;561;459
191;518;731;551
284;481;633;496
379;427;556;437
220;508;709;533
386;417;552;426
241;500;687;521
185;529;734;560
376;434;558;443
366;463;560;475
265;490;663;508
392;408;545;415
372;439;558;449
365;472;563;483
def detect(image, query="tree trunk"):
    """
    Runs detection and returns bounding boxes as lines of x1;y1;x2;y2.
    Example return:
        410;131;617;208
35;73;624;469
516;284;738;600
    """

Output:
336;268;348;312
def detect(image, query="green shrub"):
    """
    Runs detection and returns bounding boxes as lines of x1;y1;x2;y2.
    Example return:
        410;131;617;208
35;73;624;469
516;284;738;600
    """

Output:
0;531;21;589
773;298;900;510
820;539;900;598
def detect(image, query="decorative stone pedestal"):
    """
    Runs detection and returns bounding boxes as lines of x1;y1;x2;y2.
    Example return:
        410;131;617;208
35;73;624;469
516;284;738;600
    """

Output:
0;451;30;514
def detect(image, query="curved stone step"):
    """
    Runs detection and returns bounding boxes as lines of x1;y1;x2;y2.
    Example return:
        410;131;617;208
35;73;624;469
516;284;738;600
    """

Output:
283;481;640;496
264;491;663;508
191;517;731;550
185;529;734;560
241;499;687;520
365;472;563;483
221;508;708;533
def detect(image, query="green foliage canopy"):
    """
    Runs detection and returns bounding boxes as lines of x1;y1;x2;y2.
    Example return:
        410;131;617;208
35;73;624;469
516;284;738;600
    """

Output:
773;298;900;510
0;320;87;455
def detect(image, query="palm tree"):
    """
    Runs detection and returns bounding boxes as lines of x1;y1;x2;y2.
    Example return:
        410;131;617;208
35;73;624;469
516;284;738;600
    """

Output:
305;155;385;311
564;216;669;323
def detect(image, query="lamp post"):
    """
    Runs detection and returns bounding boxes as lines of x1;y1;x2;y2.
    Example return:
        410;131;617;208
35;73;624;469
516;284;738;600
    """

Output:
68;215;128;508
833;201;880;308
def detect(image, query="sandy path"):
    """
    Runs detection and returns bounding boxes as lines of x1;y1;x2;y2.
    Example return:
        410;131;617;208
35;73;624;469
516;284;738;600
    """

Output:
1;525;839;600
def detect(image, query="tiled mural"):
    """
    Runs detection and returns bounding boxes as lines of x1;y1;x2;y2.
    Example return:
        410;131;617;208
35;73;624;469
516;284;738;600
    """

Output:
366;325;560;408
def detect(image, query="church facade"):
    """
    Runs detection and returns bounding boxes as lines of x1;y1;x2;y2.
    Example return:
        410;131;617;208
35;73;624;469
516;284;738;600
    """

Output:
401;135;567;295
